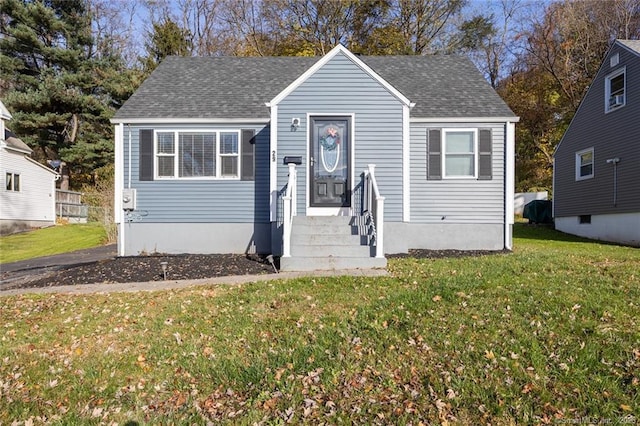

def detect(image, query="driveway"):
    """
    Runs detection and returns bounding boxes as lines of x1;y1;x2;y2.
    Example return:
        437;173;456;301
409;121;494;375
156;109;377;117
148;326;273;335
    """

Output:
0;244;117;290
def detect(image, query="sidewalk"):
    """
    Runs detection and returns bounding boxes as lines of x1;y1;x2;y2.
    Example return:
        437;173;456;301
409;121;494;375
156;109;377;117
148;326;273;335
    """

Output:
0;268;388;297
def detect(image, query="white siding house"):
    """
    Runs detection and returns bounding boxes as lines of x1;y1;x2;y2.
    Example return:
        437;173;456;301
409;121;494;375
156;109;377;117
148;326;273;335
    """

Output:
0;100;59;235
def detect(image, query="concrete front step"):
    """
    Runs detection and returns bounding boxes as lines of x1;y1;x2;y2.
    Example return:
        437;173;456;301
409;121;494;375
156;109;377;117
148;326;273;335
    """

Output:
279;256;387;272
292;244;372;258
282;215;386;272
293;216;352;225
291;232;364;246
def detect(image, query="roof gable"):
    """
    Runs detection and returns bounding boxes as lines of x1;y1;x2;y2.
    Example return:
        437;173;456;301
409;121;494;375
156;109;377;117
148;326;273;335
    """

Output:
268;45;411;107
555;39;640;156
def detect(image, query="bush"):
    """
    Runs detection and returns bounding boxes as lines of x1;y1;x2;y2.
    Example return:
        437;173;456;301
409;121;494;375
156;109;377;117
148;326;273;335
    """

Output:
81;164;117;243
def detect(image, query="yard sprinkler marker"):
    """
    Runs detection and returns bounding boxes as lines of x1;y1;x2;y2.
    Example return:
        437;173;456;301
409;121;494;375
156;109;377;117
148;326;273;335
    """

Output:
266;255;278;273
160;261;168;280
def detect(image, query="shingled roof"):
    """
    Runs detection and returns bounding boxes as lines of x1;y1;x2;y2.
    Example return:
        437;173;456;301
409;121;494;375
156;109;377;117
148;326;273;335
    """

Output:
114;52;516;121
618;39;640;54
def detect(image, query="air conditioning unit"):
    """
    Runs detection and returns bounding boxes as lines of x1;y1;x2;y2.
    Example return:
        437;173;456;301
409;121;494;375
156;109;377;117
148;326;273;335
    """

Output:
610;94;624;107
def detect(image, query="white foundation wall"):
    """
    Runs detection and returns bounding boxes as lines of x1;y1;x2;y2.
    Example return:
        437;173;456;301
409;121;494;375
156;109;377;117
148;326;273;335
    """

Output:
119;222;272;256
385;222;507;254
555;213;640;247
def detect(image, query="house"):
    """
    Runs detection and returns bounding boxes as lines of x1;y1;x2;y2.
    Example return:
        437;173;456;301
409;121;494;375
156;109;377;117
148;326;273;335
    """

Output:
553;39;640;247
111;45;518;270
0;100;59;235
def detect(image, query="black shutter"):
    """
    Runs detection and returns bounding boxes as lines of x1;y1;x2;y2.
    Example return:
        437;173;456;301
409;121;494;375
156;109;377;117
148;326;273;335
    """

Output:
478;129;492;180
139;129;154;181
427;129;442;180
241;129;256;181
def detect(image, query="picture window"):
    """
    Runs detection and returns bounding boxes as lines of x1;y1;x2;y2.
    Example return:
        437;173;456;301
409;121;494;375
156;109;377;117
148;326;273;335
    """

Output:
155;130;241;179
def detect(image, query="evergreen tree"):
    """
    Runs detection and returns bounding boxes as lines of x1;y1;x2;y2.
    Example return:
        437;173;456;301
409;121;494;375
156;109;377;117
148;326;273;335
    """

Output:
141;18;193;74
0;0;118;187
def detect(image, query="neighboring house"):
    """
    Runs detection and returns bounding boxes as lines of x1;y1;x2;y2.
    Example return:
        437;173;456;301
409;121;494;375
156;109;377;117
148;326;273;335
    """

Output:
554;39;640;247
112;45;518;270
0;100;59;235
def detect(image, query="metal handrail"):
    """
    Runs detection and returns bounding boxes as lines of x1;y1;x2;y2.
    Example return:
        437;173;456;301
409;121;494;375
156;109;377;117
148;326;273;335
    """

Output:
364;164;385;258
282;163;297;257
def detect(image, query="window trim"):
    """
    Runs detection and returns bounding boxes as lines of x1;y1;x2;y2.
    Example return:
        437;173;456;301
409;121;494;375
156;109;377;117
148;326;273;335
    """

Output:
604;67;625;113
5;172;20;192
441;128;478;179
575;147;594;181
153;129;242;180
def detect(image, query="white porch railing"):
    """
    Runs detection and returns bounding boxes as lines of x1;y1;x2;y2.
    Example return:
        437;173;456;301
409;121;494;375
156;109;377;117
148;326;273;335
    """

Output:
364;164;385;258
282;163;297;258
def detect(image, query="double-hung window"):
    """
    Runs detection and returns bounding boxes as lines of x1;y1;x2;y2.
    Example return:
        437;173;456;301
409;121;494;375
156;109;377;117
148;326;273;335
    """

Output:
219;132;239;177
5;172;20;191
605;67;625;112
575;148;594;181
443;129;477;178
155;131;240;179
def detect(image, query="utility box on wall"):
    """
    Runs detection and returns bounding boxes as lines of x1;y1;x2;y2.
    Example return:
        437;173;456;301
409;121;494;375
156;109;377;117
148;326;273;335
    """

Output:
122;188;137;210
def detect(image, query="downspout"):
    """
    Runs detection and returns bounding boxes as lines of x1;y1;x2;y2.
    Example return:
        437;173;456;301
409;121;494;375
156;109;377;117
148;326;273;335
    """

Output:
606;157;620;207
552;157;556;220
128;125;132;189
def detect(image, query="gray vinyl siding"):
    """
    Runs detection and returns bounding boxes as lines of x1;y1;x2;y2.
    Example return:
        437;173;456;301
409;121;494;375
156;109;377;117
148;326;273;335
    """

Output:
410;123;506;223
122;123;270;223
276;51;404;220
555;43;640;217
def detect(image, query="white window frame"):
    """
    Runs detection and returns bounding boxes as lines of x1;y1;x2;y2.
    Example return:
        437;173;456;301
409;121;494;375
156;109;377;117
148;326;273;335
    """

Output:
605;67;625;113
153;130;241;180
155;131;176;178
5;172;20;192
575;147;594;181
218;131;240;178
442;128;478;179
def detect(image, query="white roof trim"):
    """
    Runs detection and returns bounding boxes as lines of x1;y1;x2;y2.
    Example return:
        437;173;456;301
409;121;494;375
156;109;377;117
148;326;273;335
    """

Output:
110;117;271;124
411;116;520;123
268;44;412;107
25;156;60;176
0;100;12;121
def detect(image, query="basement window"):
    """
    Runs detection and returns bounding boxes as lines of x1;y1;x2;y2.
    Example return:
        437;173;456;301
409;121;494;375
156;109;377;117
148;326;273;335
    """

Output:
579;215;591;224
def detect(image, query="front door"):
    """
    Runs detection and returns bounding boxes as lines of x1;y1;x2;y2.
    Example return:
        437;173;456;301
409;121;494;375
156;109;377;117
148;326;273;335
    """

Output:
309;116;351;208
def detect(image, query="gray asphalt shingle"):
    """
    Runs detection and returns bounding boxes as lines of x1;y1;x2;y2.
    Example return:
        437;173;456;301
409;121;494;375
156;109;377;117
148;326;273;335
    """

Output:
618;39;640;54
114;54;515;120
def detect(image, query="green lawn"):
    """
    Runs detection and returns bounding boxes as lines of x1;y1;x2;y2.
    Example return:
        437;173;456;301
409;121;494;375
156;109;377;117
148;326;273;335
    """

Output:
0;223;106;264
1;224;638;424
